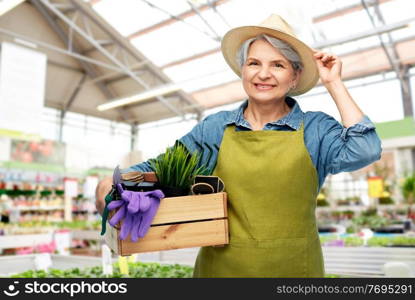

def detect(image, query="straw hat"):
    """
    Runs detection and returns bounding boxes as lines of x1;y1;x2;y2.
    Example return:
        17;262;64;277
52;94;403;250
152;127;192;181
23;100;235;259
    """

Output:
221;14;319;96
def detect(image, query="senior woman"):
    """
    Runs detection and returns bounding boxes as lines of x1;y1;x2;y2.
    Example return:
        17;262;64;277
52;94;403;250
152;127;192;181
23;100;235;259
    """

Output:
96;14;382;278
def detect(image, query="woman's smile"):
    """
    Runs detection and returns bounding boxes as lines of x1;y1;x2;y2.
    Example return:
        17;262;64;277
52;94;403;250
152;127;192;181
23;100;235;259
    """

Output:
253;83;277;91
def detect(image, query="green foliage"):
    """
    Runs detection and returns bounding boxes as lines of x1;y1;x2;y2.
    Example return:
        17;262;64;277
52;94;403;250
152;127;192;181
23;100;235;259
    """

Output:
336;199;350;206
316;199;330;207
343;210;355;219
319;235;336;245
402;174;415;201
391;236;415;246
367;237;391;247
367;236;415;247
7;261;345;278
378;196;394;205
56;220;101;230
344;236;364;247
346;224;358;234
351;215;390;229
346;196;361;205
1;220;101;230
150;143;209;190
319;234;415;248
9;261;194;278
362;208;378;217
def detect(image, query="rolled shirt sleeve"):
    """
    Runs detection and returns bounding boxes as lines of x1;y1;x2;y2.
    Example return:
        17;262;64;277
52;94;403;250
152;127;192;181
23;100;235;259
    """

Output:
120;159;154;173
317;113;382;177
177;118;205;154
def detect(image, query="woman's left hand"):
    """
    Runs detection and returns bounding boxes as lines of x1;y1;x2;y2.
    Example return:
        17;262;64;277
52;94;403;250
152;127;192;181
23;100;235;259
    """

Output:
312;50;342;85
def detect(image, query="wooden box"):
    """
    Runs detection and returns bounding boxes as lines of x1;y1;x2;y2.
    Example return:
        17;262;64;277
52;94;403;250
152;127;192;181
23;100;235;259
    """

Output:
104;185;228;256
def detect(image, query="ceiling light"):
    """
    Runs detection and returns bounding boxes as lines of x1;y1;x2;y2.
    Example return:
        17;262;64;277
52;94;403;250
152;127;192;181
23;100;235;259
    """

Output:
97;69;231;112
97;83;180;111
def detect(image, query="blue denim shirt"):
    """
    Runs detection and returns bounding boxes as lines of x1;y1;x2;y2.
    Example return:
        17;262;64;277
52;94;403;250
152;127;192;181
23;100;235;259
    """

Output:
123;97;382;191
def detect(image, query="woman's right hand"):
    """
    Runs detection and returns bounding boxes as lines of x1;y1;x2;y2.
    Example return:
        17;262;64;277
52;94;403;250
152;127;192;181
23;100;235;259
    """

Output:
95;176;113;215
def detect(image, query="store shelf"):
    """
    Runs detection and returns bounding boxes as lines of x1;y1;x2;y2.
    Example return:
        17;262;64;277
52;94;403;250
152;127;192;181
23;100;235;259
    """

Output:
0;233;54;250
317;204;411;212
0;254;116;276
71;230;102;241
10;206;65;212
323;246;415;277
317;206;365;212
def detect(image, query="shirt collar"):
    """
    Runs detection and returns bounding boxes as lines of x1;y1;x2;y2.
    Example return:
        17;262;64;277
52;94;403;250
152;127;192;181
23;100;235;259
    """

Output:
225;96;304;130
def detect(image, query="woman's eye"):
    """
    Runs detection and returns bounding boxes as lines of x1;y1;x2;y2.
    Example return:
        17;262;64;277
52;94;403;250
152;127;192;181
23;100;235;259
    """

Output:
247;61;258;66
274;63;284;68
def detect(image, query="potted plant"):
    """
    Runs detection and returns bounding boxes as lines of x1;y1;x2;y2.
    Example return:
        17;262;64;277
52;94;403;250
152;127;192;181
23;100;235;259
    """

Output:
336;198;350;206
348;196;362;206
316;199;330;207
377;190;394;205
149;143;209;197
342;210;355;219
401;174;415;219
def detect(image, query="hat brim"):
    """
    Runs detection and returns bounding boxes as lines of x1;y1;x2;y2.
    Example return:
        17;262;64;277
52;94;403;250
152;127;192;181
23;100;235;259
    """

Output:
221;26;319;96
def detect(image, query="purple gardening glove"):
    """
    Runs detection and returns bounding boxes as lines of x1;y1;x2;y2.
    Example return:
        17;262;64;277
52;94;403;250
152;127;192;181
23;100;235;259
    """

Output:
107;184;164;242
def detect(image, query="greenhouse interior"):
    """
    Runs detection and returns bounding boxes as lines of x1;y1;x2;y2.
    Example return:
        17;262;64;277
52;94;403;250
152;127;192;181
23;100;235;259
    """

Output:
0;0;415;278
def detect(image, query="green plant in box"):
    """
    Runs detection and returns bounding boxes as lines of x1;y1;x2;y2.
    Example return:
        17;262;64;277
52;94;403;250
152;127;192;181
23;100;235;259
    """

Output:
150;143;209;197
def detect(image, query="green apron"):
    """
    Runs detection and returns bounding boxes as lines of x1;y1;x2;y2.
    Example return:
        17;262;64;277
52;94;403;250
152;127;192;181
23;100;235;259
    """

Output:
193;123;325;277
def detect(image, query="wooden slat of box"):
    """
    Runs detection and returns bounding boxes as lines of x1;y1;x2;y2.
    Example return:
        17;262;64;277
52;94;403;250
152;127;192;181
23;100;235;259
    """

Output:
106;219;228;256
104;192;228;256
152;192;227;224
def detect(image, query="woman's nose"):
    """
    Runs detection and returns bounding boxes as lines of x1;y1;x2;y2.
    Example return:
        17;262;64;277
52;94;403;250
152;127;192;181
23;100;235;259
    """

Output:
258;66;271;79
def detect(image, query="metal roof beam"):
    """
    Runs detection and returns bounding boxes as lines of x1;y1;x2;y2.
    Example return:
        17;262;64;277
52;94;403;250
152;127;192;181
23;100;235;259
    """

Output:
48;59;83;72
313;16;414;48
127;0;228;40
0;27;129;73
186;0;222;41
361;0;412;116
63;73;87;114
81;40;114;54
31;0;133;122
158;16;413;70
88;61;148;84
40;0;186;118
312;0;393;23
68;0;203;115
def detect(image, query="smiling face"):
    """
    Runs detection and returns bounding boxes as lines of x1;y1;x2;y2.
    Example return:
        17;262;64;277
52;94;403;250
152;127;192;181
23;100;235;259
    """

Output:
241;39;301;103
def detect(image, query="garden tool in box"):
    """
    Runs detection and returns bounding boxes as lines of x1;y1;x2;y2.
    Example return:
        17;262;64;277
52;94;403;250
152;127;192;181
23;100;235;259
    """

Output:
100;165;122;235
100;166;165;242
191;175;225;195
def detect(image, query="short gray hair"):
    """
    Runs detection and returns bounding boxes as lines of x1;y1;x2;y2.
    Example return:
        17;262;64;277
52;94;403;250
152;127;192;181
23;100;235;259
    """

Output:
236;34;303;72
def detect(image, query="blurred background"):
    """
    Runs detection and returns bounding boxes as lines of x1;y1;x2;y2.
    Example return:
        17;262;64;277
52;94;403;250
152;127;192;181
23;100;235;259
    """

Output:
0;0;415;278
